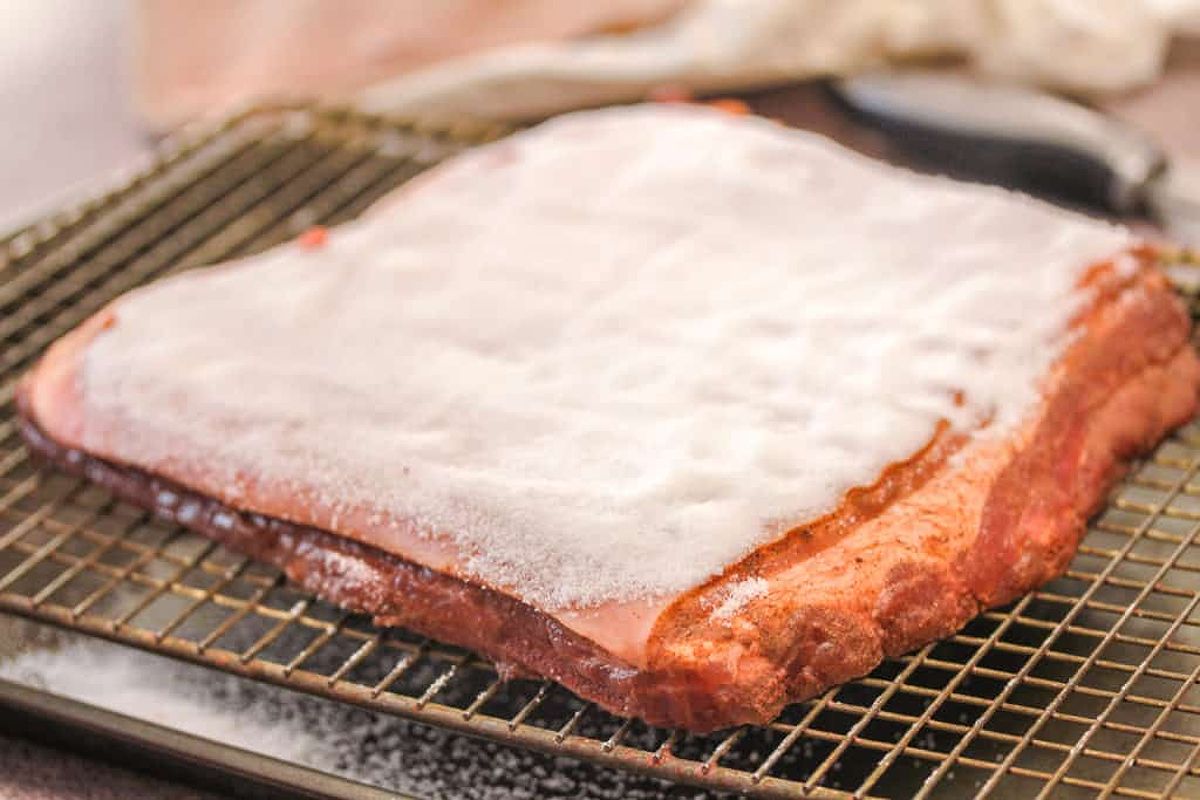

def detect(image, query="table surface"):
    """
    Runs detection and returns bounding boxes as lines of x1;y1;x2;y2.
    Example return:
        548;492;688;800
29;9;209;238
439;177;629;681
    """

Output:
1;2;1198;798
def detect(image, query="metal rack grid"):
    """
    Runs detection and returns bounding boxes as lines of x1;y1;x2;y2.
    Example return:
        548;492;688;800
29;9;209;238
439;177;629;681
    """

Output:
2;105;1200;799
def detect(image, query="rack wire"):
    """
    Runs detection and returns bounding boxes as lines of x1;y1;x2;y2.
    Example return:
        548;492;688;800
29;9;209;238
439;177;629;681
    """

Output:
3;104;1200;799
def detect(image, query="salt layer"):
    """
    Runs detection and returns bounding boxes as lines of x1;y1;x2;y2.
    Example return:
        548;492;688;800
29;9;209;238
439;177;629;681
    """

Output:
76;105;1132;609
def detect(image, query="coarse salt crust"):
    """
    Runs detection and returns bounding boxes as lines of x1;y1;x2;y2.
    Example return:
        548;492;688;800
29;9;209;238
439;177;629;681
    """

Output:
71;105;1132;611
706;577;770;620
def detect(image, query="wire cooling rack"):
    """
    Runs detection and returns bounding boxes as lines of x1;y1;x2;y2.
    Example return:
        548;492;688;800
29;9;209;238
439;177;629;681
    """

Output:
3;105;1200;799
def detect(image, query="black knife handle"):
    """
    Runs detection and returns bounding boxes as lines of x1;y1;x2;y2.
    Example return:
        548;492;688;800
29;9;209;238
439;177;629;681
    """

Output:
829;71;1165;216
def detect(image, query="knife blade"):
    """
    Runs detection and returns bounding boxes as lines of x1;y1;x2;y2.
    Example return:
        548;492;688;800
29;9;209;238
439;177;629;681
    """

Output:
829;71;1200;250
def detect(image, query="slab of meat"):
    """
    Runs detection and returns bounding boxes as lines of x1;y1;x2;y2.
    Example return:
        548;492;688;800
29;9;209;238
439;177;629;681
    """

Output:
18;106;1200;730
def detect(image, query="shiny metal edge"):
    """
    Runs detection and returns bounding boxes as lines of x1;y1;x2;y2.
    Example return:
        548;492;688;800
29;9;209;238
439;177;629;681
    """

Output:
0;674;408;800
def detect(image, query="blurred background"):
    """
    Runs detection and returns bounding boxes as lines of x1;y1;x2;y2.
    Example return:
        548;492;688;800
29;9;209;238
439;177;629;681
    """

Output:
0;3;141;225
5;0;1200;226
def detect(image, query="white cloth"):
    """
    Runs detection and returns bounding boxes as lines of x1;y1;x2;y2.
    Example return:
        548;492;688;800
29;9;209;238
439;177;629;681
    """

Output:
359;0;1200;120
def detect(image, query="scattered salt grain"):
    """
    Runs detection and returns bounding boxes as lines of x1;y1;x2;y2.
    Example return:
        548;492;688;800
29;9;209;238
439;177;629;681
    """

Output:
0;636;712;799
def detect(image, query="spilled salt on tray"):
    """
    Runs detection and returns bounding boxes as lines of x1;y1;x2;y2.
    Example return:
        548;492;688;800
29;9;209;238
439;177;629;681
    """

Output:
63;104;1133;610
0;636;715;799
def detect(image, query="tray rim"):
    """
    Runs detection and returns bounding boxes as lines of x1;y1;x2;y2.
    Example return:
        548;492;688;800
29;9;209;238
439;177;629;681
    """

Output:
0;671;408;800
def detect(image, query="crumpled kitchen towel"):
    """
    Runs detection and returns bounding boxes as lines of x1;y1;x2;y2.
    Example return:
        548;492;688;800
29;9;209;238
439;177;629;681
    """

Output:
357;0;1200;119
137;0;1200;129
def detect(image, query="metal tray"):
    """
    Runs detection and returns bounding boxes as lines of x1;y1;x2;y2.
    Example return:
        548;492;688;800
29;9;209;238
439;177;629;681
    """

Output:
3;104;1200;799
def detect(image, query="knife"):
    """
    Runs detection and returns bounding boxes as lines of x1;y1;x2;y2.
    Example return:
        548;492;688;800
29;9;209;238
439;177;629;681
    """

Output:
829;71;1200;250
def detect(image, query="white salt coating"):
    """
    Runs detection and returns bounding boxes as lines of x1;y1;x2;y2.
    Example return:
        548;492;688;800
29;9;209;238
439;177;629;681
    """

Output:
79;105;1132;610
707;577;770;620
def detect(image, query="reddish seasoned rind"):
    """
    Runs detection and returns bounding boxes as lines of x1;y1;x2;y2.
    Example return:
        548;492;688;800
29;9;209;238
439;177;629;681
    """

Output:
642;262;1200;725
16;255;1200;731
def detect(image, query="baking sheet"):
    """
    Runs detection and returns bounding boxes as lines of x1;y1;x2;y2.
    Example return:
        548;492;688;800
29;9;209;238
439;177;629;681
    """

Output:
0;616;714;799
